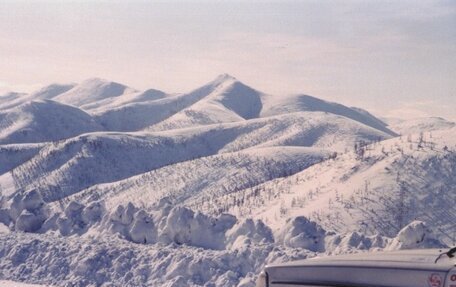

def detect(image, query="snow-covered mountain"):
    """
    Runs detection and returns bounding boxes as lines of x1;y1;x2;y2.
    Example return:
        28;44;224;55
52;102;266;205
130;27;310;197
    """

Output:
53;78;135;108
0;111;391;202
261;94;396;136
384;116;455;135
0;84;75;111
0;100;102;144
0;74;454;287
147;74;265;131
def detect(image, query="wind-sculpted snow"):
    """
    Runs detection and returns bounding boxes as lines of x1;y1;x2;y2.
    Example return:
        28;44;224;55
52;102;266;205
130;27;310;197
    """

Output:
0;197;447;286
276;216;326;252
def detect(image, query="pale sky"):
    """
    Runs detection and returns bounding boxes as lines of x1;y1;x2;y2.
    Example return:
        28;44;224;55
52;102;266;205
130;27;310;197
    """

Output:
0;0;455;120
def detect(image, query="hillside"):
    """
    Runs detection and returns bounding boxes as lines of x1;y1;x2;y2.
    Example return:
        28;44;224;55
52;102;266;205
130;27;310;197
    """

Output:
0;84;74;111
215;127;456;245
261;94;396;136
147;74;265;131
81;88;169;112
0;100;102;144
384;117;455;135
0;143;45;175
0;111;391;202
53;78;134;107
64;146;329;209
0;92;28;110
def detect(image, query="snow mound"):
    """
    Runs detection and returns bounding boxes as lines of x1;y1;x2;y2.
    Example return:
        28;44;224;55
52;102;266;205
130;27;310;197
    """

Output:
325;232;388;255
160;206;236;250
106;203;157;244
225;218;274;250
386;221;446;250
276;216;326;252
8;190;49;232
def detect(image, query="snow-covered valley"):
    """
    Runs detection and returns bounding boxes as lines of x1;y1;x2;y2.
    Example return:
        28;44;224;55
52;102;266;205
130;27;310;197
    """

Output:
0;75;454;286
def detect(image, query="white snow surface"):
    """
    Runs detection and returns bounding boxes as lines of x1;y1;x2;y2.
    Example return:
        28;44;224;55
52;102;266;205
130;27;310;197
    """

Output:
385;116;455;135
53;78;134;107
0;100;102;144
0;75;454;286
0;280;47;287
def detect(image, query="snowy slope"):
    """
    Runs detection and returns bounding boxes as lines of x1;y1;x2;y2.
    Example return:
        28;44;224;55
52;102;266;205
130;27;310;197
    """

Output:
53;78;134;107
220;127;456;245
384;117;455;135
29;83;76;101
64;146;329;209
80;88;169;112
0;280;45;287
92;92;202;131
0;100;102;144
0;143;45;176
261;94;396;136
148;74;265;131
0;84;75;111
0;92;28;110
0;111;391;202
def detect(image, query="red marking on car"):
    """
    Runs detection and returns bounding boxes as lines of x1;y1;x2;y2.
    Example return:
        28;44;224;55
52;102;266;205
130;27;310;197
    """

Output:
428;273;442;287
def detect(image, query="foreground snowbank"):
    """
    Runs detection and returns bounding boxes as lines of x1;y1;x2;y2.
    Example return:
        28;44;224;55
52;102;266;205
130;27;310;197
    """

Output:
0;280;46;287
0;194;447;286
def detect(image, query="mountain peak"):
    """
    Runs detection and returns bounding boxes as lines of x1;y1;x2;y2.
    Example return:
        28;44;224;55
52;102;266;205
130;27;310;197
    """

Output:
212;73;237;84
53;78;132;107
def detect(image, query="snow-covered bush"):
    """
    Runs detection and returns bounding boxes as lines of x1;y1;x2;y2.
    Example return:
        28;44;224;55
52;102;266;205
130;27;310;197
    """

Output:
225;218;273;249
160;206;236;250
8;190;50;232
129;209;157;244
104;202;157;244
82;201;105;223
276;216;326;252
386;220;446;250
325;232;389;254
0;208;11;226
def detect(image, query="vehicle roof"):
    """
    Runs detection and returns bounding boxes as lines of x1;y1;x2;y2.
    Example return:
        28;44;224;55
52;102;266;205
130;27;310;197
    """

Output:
266;249;456;272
